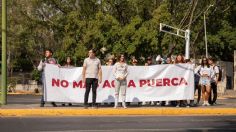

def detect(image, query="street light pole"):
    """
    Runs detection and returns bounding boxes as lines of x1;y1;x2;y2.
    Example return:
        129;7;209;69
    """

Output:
204;13;208;58
160;23;191;59
1;0;7;105
204;5;213;58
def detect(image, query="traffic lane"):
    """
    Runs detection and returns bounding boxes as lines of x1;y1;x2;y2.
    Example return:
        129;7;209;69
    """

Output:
0;116;235;132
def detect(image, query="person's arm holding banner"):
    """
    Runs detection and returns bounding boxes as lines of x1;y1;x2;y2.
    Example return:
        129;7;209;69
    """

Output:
37;60;45;71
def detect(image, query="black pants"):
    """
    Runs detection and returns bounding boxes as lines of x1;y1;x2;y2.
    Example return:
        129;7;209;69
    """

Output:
195;84;201;104
209;82;217;104
84;78;98;106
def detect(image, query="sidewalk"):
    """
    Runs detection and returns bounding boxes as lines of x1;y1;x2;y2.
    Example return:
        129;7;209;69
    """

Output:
0;94;236;116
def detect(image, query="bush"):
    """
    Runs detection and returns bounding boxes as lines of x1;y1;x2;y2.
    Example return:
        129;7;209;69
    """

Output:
31;69;41;82
8;77;18;92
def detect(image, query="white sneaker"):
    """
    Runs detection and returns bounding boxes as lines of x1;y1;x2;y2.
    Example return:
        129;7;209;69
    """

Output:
151;102;155;106
166;101;170;106
142;102;146;105
206;102;211;106
122;102;127;109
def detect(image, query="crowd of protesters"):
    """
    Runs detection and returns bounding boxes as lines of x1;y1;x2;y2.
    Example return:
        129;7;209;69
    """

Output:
37;49;220;108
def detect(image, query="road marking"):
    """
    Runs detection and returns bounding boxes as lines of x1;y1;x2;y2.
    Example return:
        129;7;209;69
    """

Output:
0;108;236;117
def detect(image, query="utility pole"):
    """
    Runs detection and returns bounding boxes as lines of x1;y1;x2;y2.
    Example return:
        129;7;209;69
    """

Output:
1;0;7;105
160;23;191;59
204;4;213;58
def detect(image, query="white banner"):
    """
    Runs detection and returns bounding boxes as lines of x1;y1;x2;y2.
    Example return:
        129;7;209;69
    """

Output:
44;63;194;103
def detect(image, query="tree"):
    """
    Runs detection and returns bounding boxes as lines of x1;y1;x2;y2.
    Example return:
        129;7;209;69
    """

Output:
6;0;236;72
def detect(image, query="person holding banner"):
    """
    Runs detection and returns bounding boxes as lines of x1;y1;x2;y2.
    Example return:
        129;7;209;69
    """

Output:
106;58;114;66
113;54;128;109
37;49;58;107
175;54;186;107
131;56;138;66
61;56;74;107
143;57;156;106
82;49;102;109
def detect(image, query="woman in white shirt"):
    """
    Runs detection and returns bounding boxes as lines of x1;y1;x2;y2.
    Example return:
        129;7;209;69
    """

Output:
113;54;128;108
196;57;214;106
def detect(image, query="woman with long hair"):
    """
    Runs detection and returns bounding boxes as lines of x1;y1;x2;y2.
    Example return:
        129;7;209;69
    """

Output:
175;54;185;64
113;54;128;108
62;56;74;106
106;58;114;66
174;54;186;107
198;57;214;106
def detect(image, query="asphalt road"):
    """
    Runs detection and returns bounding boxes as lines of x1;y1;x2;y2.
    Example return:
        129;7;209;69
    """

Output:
1;95;236;132
0;116;236;132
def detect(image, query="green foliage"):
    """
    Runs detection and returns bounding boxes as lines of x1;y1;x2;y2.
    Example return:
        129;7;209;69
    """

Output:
31;69;41;82
6;0;236;71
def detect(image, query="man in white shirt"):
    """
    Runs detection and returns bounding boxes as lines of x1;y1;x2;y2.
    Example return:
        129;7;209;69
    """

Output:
82;49;102;109
37;49;58;107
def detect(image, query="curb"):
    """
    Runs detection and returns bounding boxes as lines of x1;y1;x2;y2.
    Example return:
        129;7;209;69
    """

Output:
0;93;41;95
4;93;236;99
0;108;236;117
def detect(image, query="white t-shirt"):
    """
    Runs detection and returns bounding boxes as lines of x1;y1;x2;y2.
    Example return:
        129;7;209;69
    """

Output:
113;62;128;80
83;57;101;79
199;66;214;77
210;65;219;83
195;65;213;77
195;65;214;85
